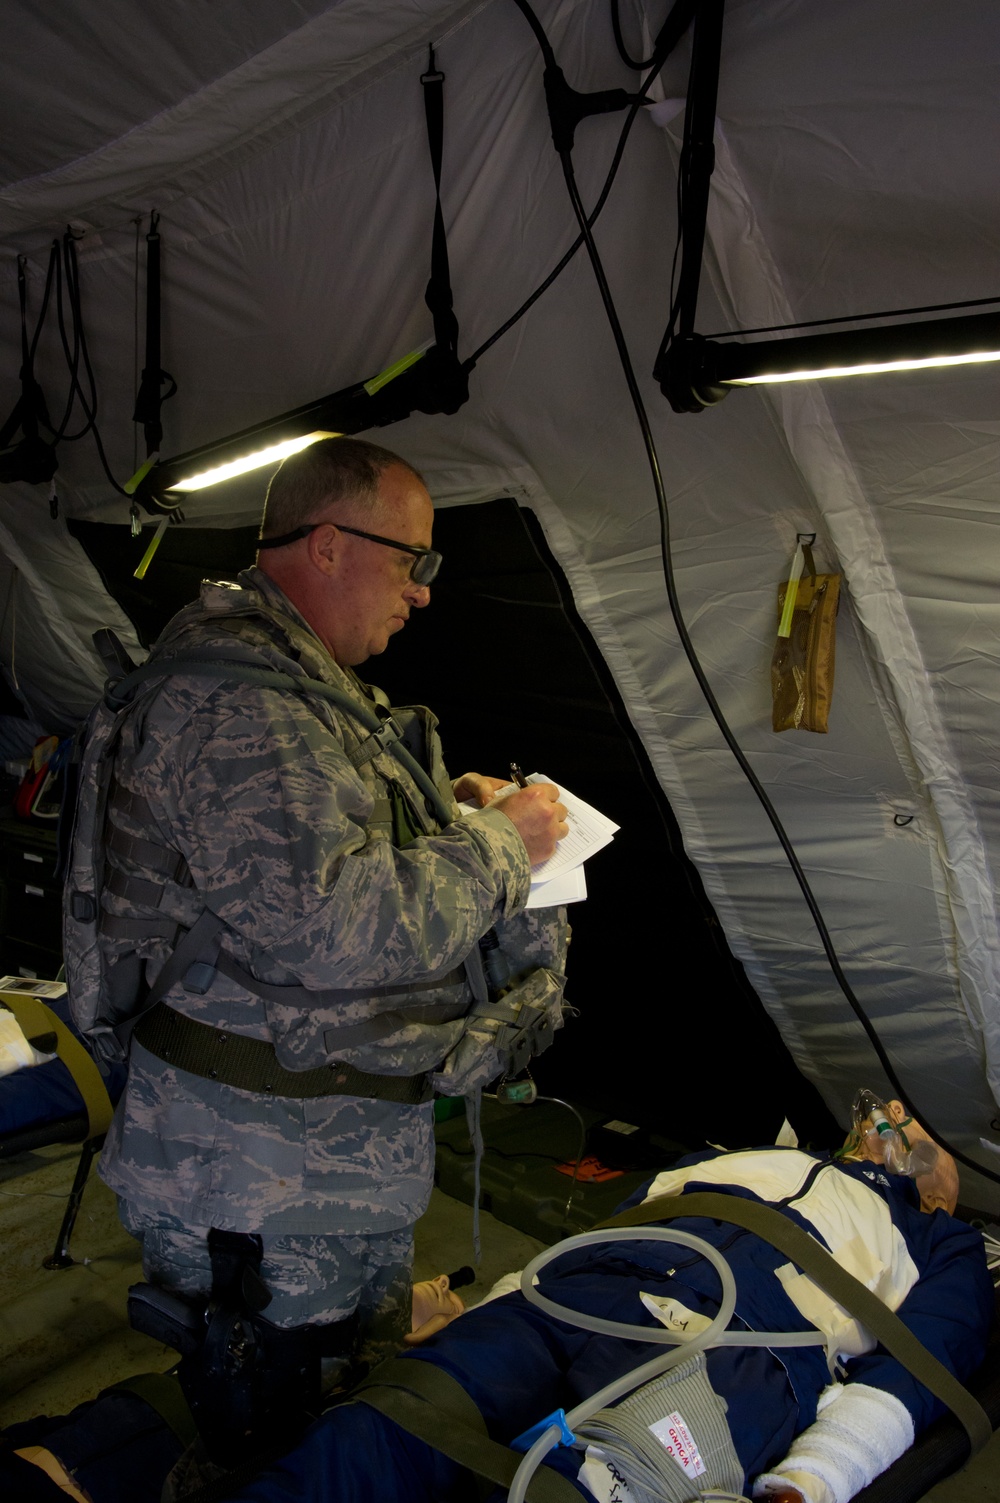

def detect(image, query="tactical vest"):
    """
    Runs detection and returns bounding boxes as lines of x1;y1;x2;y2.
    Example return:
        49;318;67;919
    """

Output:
63;582;568;1103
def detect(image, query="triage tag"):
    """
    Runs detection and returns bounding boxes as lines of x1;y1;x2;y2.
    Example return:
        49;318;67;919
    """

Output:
648;1411;706;1480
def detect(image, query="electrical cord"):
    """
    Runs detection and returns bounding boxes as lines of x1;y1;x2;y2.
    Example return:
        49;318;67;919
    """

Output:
508;0;1000;1191
54;232;128;494
610;0;658;70
10;231;128;495
702;292;1000;341
466;0;694;370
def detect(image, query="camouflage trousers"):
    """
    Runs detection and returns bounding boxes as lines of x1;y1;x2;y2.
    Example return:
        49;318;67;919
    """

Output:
118;1200;413;1372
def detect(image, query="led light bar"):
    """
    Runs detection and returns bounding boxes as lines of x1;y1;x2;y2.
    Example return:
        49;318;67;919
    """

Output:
659;310;1000;413
730;349;1000;384
167;431;339;492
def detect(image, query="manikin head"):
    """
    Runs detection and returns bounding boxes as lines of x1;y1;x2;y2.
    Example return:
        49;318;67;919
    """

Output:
257;436;435;666
843;1098;960;1215
407;1274;466;1345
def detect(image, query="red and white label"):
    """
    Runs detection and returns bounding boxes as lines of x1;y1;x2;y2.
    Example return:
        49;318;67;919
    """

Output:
648;1412;706;1480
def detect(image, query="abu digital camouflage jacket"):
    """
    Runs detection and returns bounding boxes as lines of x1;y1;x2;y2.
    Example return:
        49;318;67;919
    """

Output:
84;569;566;1234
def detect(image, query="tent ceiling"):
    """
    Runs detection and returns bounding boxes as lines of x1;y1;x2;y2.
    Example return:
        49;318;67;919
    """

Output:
1;0;999;1194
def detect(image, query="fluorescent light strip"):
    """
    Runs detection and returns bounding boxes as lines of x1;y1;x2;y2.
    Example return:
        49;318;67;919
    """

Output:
727;349;1000;385
167;430;340;492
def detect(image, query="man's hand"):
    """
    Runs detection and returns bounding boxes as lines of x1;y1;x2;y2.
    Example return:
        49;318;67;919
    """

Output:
453;772;511;806
497;782;568;865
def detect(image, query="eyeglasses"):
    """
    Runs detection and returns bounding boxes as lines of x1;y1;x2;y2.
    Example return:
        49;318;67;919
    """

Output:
258;522;442;584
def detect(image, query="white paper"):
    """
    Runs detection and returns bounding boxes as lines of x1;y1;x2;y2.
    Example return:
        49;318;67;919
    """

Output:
519;773;619;883
527;865;587;909
458;774;617;907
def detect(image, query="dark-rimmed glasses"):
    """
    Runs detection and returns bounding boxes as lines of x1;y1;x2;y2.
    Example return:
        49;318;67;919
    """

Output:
258;522;442;584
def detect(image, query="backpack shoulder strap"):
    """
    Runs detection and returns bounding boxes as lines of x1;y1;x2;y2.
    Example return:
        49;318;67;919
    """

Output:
107;654;454;827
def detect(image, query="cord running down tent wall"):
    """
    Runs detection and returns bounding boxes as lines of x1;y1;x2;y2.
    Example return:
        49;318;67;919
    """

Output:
506;0;999;1191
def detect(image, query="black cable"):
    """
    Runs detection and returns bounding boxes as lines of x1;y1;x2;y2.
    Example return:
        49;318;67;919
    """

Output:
51;236;94;443
48;231;128;494
510;0;1000;1191
25;244;57;371
467;3;691;370
702;293;1000;341
611;0;657;70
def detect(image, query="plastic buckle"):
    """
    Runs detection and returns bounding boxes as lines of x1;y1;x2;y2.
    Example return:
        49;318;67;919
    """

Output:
511;1408;576;1453
184;961;218;995
372;714;404;751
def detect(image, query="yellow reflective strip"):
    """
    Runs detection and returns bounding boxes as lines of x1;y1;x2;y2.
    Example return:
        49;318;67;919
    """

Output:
777;543;805;638
133;516;169;580
364;347;427;396
123;455;159;495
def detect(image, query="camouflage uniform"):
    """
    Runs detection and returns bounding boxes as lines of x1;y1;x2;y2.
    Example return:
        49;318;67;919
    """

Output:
99;567;533;1343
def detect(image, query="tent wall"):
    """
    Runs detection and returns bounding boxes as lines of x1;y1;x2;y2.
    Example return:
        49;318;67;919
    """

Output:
1;0;998;1196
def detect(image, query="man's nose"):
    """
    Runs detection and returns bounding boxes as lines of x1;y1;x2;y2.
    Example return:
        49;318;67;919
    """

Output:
406;581;431;608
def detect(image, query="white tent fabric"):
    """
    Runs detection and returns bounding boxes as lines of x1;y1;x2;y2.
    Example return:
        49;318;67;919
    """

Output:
2;0;999;1190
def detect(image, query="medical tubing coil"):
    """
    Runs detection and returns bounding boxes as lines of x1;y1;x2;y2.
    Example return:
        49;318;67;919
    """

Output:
506;1226;825;1503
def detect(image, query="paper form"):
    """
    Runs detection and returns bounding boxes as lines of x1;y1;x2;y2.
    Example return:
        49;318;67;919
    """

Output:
458;773;618;907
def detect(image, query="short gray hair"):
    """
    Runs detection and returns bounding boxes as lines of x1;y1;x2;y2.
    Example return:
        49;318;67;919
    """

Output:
260;436;423;539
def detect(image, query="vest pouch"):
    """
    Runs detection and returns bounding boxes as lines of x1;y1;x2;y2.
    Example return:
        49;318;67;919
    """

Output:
429;965;566;1097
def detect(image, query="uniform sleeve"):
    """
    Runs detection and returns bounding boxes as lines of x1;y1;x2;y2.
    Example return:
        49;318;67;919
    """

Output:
141;684;532;990
837;1210;993;1433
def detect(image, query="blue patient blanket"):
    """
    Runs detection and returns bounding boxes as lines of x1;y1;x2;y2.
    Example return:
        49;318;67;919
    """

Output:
226;1151;993;1503
0;995;125;1135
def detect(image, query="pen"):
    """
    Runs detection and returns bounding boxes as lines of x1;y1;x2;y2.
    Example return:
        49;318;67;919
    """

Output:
510;762;528;789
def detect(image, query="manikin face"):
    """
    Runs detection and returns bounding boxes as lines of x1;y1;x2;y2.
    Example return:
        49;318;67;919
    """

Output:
410;1275;466;1337
316;463;435;666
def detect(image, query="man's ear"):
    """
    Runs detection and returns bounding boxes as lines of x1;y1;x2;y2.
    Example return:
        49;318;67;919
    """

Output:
306;520;340;576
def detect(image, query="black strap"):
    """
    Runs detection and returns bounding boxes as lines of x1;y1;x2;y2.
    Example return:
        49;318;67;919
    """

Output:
107;822;191;882
133;1002;432;1105
114;908;226;1051
132;211;177;456
420;47;459;358
352;1356;580;1502
0;248;58;481
598;1191;992;1455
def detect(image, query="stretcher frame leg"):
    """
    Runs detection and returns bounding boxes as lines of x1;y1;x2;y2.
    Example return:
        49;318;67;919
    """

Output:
44;1133;105;1269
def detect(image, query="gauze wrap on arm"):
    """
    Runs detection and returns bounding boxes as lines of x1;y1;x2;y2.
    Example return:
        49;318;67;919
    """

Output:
753;1382;914;1503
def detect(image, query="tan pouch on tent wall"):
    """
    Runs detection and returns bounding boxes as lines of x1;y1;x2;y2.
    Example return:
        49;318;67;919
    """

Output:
771;569;841;733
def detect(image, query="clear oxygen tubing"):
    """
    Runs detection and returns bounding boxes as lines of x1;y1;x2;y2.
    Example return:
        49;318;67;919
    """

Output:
506;1226;826;1503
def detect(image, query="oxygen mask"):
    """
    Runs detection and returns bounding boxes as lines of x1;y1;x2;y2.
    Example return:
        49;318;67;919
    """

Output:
849;1089;939;1179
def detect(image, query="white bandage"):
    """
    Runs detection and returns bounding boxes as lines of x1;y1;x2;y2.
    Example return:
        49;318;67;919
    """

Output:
753;1382;913;1503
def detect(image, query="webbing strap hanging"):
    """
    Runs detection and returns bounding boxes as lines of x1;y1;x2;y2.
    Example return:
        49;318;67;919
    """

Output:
0;249;59;483
598;1191;993;1456
132;212;177;457
351;1356;581;1501
420;48;459;358
114;908;226;1052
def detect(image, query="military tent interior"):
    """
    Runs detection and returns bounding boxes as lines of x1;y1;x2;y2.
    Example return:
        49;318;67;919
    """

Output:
0;1;999;1498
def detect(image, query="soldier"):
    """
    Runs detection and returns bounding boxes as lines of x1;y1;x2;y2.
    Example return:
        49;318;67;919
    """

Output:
95;437;568;1450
